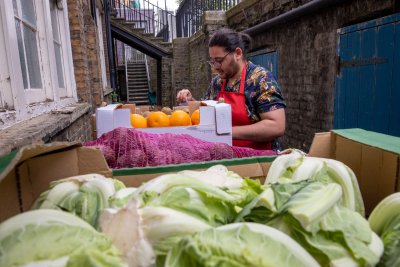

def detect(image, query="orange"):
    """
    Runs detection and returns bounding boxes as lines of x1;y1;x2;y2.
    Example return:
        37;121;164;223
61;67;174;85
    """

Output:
191;109;200;125
130;114;147;128
169;110;192;126
147;111;170;127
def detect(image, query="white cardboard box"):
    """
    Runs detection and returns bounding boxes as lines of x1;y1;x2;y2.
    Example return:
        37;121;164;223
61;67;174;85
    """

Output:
96;102;232;145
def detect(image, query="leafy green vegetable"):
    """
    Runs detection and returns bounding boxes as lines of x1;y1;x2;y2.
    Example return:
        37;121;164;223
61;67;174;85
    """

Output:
369;192;400;267
0;210;126;267
32;174;125;228
164;223;321;267
265;153;365;215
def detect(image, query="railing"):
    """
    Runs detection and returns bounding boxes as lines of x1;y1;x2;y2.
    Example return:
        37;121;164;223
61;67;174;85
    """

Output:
124;46;151;93
125;45;145;62
176;0;240;38
111;0;176;42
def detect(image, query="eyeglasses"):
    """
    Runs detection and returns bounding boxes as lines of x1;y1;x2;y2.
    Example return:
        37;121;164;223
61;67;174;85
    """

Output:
207;51;232;67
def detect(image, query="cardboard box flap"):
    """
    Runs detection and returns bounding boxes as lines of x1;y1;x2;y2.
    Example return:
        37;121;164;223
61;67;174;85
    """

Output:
333;128;400;155
215;103;232;135
308;132;333;158
309;129;400;215
113;155;276;187
0;142;81;183
0;142;112;222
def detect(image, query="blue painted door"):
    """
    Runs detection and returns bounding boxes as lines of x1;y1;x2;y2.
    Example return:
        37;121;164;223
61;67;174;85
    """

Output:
248;51;279;80
335;13;400;136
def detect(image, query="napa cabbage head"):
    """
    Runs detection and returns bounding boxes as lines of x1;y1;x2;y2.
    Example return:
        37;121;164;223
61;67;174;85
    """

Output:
130;166;261;226
99;201;212;267
0;209;126;267
164;223;321;267
237;180;383;267
32;173;125;228
265;153;364;215
369;192;400;267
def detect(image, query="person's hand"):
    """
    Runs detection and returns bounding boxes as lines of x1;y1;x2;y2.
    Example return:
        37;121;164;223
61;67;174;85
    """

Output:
176;89;193;104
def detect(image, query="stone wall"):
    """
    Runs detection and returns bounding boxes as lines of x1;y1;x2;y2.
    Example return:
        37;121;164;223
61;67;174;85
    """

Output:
226;0;396;150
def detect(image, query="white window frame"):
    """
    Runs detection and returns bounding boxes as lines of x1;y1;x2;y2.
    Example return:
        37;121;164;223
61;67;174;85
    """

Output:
96;7;109;90
0;0;77;126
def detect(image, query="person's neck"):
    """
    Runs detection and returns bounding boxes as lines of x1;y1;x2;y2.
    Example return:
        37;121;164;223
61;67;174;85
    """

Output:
229;60;246;85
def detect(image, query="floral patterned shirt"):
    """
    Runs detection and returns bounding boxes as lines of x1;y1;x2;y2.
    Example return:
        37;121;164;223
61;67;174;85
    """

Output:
202;61;286;123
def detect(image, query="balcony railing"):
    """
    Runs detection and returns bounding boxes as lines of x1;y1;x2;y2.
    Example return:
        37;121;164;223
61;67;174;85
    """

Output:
111;0;176;42
176;0;240;38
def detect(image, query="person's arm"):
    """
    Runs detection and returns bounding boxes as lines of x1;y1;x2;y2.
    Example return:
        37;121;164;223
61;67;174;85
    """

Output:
232;108;285;142
176;81;215;104
233;66;286;142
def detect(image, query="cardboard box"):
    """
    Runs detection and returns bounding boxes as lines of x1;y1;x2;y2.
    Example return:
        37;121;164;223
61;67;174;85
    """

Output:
0;143;274;222
113;156;274;189
309;129;400;214
0;143;111;222
96;102;232;145
1;128;398;222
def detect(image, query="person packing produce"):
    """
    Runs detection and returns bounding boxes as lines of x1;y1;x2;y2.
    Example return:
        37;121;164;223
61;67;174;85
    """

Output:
176;28;286;150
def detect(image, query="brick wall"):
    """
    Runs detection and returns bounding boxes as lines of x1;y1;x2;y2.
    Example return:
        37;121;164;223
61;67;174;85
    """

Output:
161;56;173;107
224;0;397;150
68;0;106;108
172;11;227;103
172;38;190;104
188;32;211;101
148;57;158;94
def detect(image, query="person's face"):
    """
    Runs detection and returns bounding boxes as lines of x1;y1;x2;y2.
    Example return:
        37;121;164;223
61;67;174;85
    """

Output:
208;46;241;80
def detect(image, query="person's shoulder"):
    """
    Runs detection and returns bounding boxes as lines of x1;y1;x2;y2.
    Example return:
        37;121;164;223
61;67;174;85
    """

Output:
248;61;269;75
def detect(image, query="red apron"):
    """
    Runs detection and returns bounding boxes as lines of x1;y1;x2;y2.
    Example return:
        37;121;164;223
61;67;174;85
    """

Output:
217;63;272;150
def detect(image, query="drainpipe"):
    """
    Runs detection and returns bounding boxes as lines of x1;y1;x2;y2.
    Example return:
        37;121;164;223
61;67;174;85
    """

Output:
243;0;349;36
104;0;116;90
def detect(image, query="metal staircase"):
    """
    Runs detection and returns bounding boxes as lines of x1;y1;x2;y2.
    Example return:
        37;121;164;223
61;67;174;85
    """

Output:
106;0;174;105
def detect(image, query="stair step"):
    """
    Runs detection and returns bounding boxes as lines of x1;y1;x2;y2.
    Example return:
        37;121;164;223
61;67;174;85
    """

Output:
126;73;147;77
127;76;147;79
128;92;148;95
128;94;148;98
128;81;148;84
132;27;146;33
112;17;126;22
128;88;148;91
142;32;154;38
150;37;164;42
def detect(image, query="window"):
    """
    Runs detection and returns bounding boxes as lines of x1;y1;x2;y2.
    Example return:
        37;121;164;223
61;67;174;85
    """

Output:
0;0;76;127
13;0;43;90
96;7;109;90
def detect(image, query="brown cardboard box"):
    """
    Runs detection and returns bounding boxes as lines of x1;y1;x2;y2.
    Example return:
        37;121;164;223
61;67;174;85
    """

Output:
0;143;275;222
113;156;274;189
0;143;111;222
1;128;398;222
309;129;400;214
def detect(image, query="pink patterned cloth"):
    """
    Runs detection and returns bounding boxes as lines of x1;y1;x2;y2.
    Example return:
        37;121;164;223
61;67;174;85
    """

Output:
84;128;276;169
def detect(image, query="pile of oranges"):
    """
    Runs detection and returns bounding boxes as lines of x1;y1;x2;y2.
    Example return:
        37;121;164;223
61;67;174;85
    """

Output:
130;108;200;128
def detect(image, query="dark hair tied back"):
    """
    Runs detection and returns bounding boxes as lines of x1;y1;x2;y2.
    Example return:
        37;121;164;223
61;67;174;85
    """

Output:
209;28;252;57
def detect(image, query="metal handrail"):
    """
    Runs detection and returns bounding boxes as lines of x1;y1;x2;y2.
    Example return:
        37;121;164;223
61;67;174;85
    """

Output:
111;0;176;42
144;54;151;92
176;0;240;38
